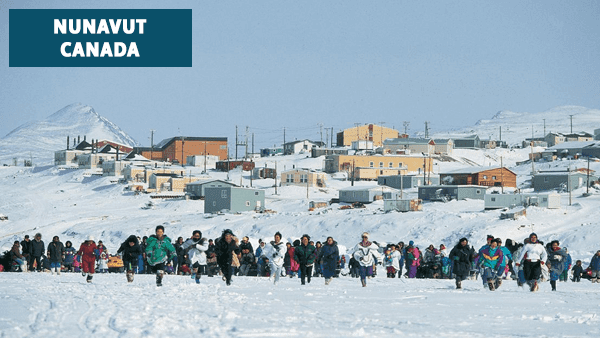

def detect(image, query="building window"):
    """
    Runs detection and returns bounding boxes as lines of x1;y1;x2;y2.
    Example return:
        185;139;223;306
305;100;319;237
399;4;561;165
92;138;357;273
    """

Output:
543;198;547;202
398;162;403;168
369;162;374;168
380;170;384;175
286;175;293;183
476;190;481;194
246;201;250;206
300;174;308;183
212;201;216;206
491;197;496;201
221;190;227;198
389;162;393;168
255;192;259;196
492;176;497;180
483;175;487;179
544;177;549;182
379;162;384;168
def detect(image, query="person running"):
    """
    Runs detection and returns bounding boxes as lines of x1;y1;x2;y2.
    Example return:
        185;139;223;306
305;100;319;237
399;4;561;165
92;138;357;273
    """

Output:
515;233;548;292
262;231;286;285
294;234;317;285
214;229;240;286
546;240;568;291
449;237;473;289
181;230;209;284
478;238;504;291
352;232;381;287
117;235;142;283
78;236;97;283
145;225;177;287
589;250;600;283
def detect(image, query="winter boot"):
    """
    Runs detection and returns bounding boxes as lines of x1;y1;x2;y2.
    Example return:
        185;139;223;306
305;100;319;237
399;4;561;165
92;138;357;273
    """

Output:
156;270;164;287
195;274;200;284
488;281;495;291
456;280;462;289
550;280;556;291
529;280;538;292
82;271;86;277
226;278;231;286
360;279;366;287
86;274;93;283
495;279;502;289
126;272;134;283
51;268;55;275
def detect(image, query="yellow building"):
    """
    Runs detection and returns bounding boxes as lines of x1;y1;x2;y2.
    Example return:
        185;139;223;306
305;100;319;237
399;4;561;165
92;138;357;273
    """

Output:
324;154;433;174
281;169;327;187
337;124;400;147
354;167;407;181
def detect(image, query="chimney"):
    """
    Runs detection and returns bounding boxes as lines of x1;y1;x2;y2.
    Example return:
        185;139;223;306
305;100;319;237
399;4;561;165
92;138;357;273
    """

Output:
78;135;80;144
84;135;86;142
73;137;76;147
116;147;120;161
67;136;70;150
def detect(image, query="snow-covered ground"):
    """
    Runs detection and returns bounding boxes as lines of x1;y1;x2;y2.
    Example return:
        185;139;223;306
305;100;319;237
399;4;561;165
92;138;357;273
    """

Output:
1;273;599;337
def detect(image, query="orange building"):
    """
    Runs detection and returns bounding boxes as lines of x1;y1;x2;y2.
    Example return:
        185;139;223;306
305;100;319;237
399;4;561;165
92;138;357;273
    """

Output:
134;137;228;165
337;123;400;147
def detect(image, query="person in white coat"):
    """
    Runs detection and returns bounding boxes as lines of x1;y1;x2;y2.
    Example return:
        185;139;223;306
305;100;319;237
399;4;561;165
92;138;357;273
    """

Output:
514;233;548;292
262;231;287;285
181;230;209;284
383;245;401;278
352;232;382;287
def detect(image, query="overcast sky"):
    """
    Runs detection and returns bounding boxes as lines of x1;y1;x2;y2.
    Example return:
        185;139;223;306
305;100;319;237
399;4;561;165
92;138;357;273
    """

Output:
1;1;599;150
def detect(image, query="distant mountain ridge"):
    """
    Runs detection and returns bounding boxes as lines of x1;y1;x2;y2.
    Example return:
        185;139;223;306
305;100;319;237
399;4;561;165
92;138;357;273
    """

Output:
0;103;138;165
431;105;600;145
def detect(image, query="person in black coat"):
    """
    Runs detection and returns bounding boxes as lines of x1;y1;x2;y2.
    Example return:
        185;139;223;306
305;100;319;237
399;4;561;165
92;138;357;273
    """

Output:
30;233;45;272
47;236;65;275
449;237;473;289
214;229;240;286
20;235;31;269
117;235;143;282
294;234;317;285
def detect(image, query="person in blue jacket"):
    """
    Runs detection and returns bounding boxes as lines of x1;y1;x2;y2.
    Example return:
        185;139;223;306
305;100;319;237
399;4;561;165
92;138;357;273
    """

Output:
478;238;504;291
319;236;339;285
589;250;600;283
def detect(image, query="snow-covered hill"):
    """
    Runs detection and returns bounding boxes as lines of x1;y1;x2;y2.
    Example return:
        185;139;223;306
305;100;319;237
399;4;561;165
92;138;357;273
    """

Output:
432;106;600;146
0;103;138;165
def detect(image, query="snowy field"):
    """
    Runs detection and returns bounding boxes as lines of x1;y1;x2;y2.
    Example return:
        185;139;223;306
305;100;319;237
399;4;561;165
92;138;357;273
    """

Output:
1;273;599;337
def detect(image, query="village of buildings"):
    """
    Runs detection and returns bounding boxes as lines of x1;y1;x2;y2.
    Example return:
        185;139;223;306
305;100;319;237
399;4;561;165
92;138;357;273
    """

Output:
51;123;600;218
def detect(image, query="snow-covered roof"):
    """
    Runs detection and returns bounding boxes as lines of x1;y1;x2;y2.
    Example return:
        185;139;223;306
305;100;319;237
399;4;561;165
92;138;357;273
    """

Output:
384;138;433;145
547;141;596;150
339;185;399;192
186;179;237;186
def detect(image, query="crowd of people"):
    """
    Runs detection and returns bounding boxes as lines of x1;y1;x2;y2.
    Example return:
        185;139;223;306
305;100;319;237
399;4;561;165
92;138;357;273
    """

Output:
4;228;600;291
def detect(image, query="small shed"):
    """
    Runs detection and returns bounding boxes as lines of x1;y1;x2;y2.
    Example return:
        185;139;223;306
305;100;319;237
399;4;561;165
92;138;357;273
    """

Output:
311;148;348;158
384;199;423;212
204;186;265;214
185;179;238;199
500;207;527;220
418;185;487;201
186;155;219;169
252;167;277;179
339;185;401;204
484;193;561;210
378;174;440;189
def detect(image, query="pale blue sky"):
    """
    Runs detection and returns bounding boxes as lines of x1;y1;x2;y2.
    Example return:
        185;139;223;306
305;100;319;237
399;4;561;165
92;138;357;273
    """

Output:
1;1;599;150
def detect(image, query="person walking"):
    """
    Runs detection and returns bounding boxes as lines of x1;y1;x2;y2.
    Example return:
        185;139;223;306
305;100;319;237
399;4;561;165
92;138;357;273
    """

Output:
181;230;209;284
546;240;568;291
449;237;473;289
319;236;339;285
47;236;65;275
30;233;45;272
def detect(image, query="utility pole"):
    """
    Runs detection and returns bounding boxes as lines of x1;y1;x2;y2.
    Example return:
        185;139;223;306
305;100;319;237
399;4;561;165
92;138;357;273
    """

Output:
235;125;247;160
569;115;574;133
245;126;249;160
403;121;409;136
587;155;591;195
531;125;534;139
319;123;323;145
543;119;546;137
235;125;238;160
379;122;386;146
150;129;155;160
274;161;278;195
500;156;504;194
203;142;207;174
252;133;255;155
283;127;286;150
306;171;309;199
325;128;329;148
424;121;430;138
181;136;185;166
499;126;502;141
351;160;355;186
331;128;334;147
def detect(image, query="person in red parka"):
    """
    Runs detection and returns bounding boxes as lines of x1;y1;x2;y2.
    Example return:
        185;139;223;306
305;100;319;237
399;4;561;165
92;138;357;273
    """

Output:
78;235;97;283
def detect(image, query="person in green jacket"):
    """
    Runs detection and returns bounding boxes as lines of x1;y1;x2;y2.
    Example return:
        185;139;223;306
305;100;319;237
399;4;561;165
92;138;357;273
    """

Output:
145;225;176;286
294;234;317;285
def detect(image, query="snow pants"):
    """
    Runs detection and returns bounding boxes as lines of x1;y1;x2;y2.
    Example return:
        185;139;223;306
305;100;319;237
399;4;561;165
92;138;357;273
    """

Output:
219;263;232;283
523;260;541;282
270;263;283;283
81;259;95;274
300;264;313;284
32;255;43;272
124;260;137;273
550;270;560;282
481;267;497;285
408;265;417;278
359;265;373;281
